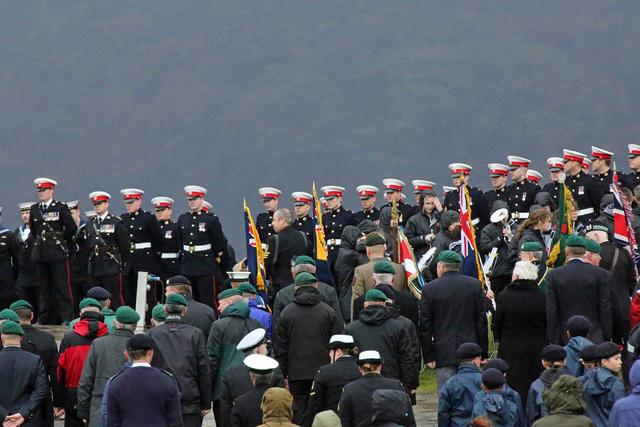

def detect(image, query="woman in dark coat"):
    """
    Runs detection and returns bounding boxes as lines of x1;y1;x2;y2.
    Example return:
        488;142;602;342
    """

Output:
494;260;547;403
508;209;552;264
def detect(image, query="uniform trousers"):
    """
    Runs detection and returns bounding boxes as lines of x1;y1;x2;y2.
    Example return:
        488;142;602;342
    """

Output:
15;277;39;322
37;260;73;324
186;275;217;312
92;273;124;309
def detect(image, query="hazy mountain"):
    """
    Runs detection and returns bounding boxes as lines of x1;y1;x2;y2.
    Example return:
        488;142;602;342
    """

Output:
2;1;639;250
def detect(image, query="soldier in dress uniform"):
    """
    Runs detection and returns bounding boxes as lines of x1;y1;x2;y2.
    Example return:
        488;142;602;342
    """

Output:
542;157;564;204
0;207;17;310
444;164;487;229
381;179;418;228
151;197;181;283
527;170;543;189
86;191;129;309
178;185;229;309
29;178;77;325
482;163;510;215
589;146;619;212
623;144;640;191
320;186;355;258
68;201;93;311
352;185;380;225
14;203;40;320
291;192;315;242
506;156;540;224
563;149;598;224
119;188;163;312
256;187;281;251
411;180;436;205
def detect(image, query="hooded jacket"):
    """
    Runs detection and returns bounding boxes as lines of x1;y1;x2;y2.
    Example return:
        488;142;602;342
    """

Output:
311;410;341;427
531;375;594;427
526;367;571;425
564;336;594;377
371;389;415;427
438;363;483;427
609;360;640;427
258;387;297;427
582;367;625;427
471;390;519;427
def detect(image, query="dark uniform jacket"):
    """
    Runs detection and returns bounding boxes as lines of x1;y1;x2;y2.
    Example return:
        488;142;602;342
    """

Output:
306;356;360;424
542;182;560;207
352;207;380;225
256;211;275;248
322;207;356;255
0;347;49;426
404;211;441;259
86;214;129;277
293;214;314;243
546;259;613;345
275;287;342;381
622;171;640;191
178;210;228;277
338;373;410;427
149;317;211;414
120;209;162;275
565;172;598;222
230;383;271;427
70;221;91;286
419;271;488;368
183;293;217;339
507;179;541;219
591;170;620;212
29;200;77;262
482;187;509;218
0;226;18;294
444;186;487;229
158;219;181;278
380;201;417;229
14;225;37;284
265;226;310;290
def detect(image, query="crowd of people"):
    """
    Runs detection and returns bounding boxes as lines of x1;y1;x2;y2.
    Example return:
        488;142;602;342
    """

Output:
3;145;640;426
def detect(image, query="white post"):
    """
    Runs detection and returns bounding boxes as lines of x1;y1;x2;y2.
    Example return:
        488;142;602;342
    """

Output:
135;271;148;333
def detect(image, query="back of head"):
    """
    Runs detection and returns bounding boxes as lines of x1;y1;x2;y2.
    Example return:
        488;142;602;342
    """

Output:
512;260;538;281
311;410;342;427
371;389;412;424
261;387;293;421
542;375;586;415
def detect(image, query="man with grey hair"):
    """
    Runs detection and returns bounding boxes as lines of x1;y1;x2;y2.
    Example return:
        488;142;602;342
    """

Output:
519;242;549;291
266;208;311;295
511;260;539;281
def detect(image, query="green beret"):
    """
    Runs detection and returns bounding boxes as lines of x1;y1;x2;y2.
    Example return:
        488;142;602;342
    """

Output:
584;238;601;254
365;289;389;302
437;250;462;264
0;309;19;323
165;293;188;306
152;304;167;321
294;255;316;266
115;306;141;324
521;242;543;252
566;234;586;248
1;320;24;336
217;288;241;301
294;272;317;286
9;300;33;311
238;282;257;295
373;260;396;275
79;298;102;311
365;233;386;247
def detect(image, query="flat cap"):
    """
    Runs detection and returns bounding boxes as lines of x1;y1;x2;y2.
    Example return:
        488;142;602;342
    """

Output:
294;272;317;286
294;255;316;266
456;342;482;360
365;289;389;302
237;328;267;352
373;260;396;275
565;235;586;248
127;334;155;351
166;275;192;287
584;239;601;254
87;287;111;300
79;298;102;311
165;293;188;306
437;250;462;264
151;304;167;321
328;334;356;350
541;344;567;361
357;350;382;365
484;358;509;374
0;309;19;322
9;300;33;311
115;306;141;324
238;282;257;295
580;345;598;363
521;242;543;252
217;288;241;301
566;315;592;336
595;342;621;359
365;233;386;247
243;354;279;374
482;368;506;389
1;320;24;336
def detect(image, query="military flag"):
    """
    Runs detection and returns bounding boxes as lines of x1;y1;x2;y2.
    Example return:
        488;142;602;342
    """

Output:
546;182;573;268
311;182;334;285
612;168;639;274
397;228;424;298
243;199;266;292
459;185;485;285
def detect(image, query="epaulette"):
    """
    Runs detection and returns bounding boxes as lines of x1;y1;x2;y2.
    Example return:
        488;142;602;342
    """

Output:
0;227;10;234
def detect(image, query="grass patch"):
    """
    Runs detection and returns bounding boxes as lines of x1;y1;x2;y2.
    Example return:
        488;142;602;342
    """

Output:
417;368;437;393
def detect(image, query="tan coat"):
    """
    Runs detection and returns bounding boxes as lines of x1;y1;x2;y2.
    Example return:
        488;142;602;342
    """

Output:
352;257;407;301
258;387;300;427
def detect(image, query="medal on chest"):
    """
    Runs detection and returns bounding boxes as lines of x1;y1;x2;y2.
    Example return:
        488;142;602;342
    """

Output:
44;211;60;221
199;222;206;232
100;224;115;234
578;186;584;195
165;230;172;239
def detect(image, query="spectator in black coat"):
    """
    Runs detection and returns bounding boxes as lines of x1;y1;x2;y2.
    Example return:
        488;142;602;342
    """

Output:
480;200;514;297
333;225;363;317
405;191;442;260
493;261;547;402
509;209;552;266
275;272;342;425
419;250;488;390
165;275;216;339
546;235;613;345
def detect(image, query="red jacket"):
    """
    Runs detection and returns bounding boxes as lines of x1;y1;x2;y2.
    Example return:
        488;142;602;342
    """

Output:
57;313;108;392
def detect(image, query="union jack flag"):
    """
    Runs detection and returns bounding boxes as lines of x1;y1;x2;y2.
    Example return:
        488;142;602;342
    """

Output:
612;170;639;275
459;185;485;285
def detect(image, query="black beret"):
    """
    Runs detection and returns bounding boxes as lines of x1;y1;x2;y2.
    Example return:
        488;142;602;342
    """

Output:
595;342;620;360
127;334;155;351
580;345;598;363
166;275;192;286
86;286;111;300
456;342;482;360
584;220;609;234
541;344;567;361
566;315;592;336
484;358;509;374
482;368;506;389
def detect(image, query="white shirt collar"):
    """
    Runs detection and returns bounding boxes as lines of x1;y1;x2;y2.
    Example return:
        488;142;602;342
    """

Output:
567;256;585;262
98;212;109;221
42;199;53;208
131;362;151;368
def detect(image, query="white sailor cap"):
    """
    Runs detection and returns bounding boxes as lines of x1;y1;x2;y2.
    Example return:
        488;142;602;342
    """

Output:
34;177;57;189
400;193;406;200
328;334;356;350
382;178;405;193
321;186;345;199
18;202;34;212
357;350;382;365
66;200;79;210
411;180;435;194
120;188;144;201
184;185;207;198
89;192;111;204
258;187;282;200
546;157;564;171
85;210;97;219
236;328;267;351
448;163;472;176
201;200;213;212
591;146;613;160
291;192;313;206
628;144;640;158
243;354;279;374
563;149;586;163
151;197;174;209
442;186;456;195
487;163;509;177
227;271;252;281
526;170;543;183
356;185;378;199
507;156;531;169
